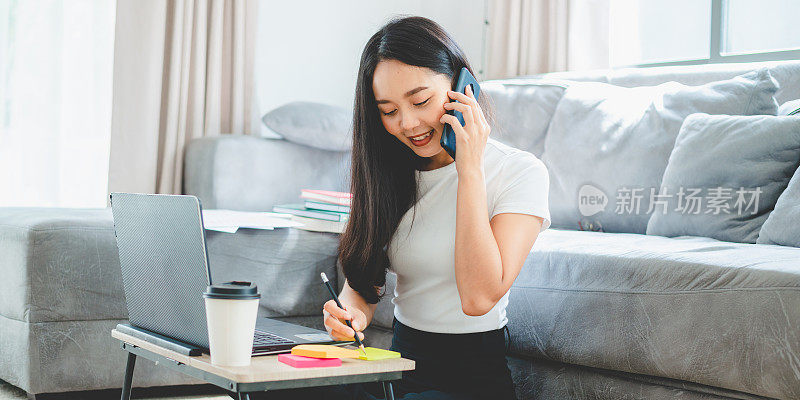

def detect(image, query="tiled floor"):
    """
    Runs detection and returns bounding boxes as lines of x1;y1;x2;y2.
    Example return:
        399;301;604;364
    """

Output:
0;380;229;400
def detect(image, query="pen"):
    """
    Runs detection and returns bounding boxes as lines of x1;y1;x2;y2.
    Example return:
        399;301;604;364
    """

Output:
321;272;366;356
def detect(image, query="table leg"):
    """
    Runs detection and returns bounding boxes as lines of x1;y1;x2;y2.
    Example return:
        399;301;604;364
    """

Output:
382;381;395;400
236;393;251;400
121;352;136;400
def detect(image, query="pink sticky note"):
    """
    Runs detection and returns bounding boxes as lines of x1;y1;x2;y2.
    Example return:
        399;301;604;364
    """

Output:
278;354;342;368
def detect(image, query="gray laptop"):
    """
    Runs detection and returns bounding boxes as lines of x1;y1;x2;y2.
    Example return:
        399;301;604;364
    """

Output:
110;192;350;355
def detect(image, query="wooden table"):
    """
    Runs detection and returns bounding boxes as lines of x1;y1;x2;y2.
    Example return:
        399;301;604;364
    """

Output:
112;329;414;400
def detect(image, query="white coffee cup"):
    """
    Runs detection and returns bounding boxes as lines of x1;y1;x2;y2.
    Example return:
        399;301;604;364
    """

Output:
203;281;261;367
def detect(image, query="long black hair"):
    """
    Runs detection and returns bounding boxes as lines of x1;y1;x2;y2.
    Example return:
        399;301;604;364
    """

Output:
338;15;494;304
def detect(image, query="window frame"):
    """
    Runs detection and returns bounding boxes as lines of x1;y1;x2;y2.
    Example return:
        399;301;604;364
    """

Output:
632;0;800;68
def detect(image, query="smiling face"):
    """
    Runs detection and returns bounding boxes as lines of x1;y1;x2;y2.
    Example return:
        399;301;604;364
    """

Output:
372;59;454;169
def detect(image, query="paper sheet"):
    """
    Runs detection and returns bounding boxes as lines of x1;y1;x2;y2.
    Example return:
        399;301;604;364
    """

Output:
201;209;302;233
291;344;360;359
278;354;342;368
206;226;240;233
358;347;401;361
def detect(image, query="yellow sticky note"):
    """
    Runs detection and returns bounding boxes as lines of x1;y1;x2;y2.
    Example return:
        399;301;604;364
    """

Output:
291;344;360;359
358;347;401;361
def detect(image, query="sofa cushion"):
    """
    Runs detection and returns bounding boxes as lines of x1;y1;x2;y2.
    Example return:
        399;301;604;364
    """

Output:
541;69;779;234
0;208;342;323
261;101;352;151
646;113;800;243
481;80;567;157
531;59;800;105
757;164;800;247
184;135;350;211
206;227;341;318
506;228;800;400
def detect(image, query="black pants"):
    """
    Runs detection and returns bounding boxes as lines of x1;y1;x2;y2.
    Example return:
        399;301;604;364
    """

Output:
255;318;516;399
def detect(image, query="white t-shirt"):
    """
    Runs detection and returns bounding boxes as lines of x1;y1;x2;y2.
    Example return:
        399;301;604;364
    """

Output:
386;138;551;334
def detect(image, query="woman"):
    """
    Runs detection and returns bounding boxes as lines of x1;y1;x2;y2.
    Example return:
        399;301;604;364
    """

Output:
323;16;550;399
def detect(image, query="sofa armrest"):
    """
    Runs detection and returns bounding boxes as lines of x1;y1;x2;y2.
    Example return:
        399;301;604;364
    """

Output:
0;208;126;323
184;135;351;211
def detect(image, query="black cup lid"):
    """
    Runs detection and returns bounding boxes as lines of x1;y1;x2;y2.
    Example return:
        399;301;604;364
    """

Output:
203;281;260;300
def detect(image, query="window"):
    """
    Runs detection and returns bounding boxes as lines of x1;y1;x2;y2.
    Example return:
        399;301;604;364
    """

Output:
723;0;800;55
609;0;800;67
610;0;711;66
0;0;115;208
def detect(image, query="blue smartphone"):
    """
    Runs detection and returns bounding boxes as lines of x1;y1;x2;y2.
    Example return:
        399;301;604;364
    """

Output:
440;67;481;159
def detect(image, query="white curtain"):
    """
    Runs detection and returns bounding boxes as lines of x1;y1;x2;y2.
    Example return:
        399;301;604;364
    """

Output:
0;0;116;208
108;0;259;198
486;0;610;79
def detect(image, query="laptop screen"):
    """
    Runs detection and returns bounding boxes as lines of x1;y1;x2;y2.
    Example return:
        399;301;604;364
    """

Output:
110;193;212;349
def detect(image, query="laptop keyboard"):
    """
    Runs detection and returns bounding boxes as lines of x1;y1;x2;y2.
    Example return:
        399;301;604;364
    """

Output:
252;329;294;350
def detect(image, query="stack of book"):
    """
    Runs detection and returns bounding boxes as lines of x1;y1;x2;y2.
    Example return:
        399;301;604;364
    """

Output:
273;189;351;233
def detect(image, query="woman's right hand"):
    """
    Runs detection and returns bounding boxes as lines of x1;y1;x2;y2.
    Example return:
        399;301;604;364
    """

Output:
322;300;367;342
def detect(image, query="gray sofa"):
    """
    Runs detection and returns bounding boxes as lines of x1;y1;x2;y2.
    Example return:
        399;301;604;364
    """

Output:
1;60;799;399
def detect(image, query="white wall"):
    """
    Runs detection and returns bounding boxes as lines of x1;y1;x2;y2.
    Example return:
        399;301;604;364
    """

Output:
254;0;487;135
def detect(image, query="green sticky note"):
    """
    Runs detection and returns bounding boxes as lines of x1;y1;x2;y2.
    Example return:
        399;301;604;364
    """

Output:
358;347;401;361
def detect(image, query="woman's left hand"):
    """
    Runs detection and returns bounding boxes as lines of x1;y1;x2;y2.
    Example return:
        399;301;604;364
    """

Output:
441;85;490;176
